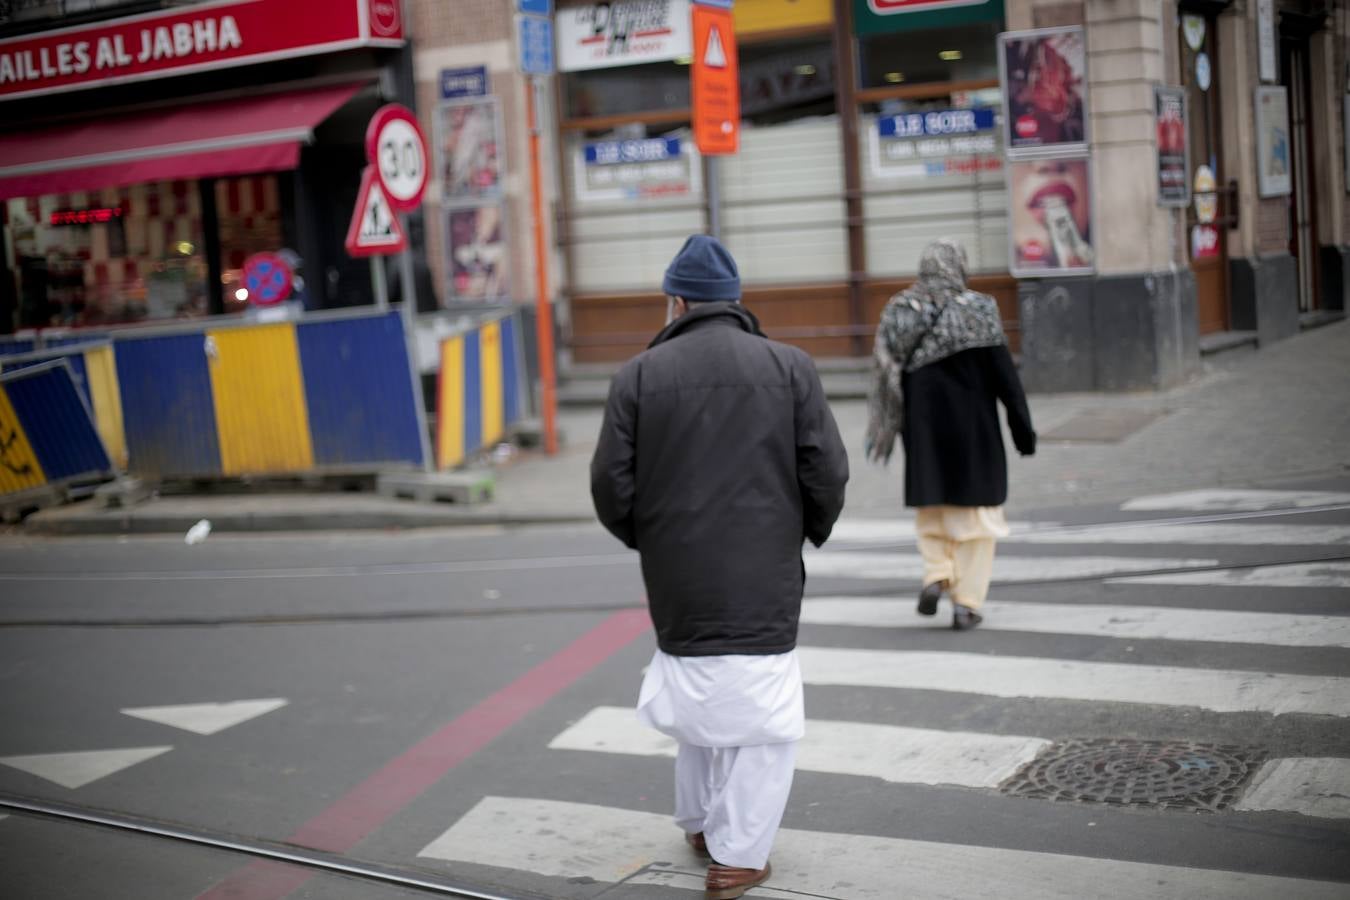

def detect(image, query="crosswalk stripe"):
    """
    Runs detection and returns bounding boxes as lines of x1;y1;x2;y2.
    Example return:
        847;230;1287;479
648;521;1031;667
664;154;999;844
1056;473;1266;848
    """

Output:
1122;489;1350;512
418;796;1350;899
1012;522;1350;546
804;552;1217;582
1109;561;1350;588
547;706;1049;788
800;597;1350;648
795;647;1350;717
828;519;1044;543
1234;758;1350;819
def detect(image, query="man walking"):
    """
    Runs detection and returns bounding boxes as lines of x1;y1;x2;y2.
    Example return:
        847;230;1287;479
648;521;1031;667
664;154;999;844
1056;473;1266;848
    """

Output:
591;235;849;898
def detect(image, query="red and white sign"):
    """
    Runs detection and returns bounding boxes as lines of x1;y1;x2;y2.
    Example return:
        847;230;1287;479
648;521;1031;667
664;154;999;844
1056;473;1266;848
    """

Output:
691;3;739;155
365;104;429;212
1191;224;1220;260
345;165;407;257
0;0;403;102
242;252;293;305
869;0;992;12
557;0;692;72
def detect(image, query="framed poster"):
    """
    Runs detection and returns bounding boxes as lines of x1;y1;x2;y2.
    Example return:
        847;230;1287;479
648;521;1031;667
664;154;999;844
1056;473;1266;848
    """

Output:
1154;86;1189;207
446;205;509;303
1255;86;1292;198
998;26;1088;155
1007;157;1095;277
437;97;504;207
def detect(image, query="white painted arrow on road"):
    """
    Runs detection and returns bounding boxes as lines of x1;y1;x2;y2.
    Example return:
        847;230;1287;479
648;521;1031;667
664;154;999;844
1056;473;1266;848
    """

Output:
0;746;172;789
120;698;288;735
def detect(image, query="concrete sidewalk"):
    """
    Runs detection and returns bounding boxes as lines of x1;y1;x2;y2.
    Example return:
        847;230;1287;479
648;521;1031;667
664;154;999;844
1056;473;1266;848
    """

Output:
17;319;1350;536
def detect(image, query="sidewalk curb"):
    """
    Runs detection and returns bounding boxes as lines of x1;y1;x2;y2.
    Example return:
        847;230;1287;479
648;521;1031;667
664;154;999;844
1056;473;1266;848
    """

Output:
20;507;596;536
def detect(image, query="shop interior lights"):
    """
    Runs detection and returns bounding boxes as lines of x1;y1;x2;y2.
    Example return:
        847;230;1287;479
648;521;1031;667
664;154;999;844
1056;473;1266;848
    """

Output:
939;49;963;61
884;72;906;83
49;206;125;226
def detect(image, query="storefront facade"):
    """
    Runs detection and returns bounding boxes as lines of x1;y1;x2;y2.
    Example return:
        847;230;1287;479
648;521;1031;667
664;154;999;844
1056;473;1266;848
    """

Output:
0;0;414;335
554;0;1347;390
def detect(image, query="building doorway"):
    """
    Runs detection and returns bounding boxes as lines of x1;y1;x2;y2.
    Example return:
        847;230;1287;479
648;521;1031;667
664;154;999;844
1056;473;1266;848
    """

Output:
1179;9;1228;334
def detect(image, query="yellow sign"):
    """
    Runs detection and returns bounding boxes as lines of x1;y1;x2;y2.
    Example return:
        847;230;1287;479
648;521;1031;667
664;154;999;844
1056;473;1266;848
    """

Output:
735;0;832;35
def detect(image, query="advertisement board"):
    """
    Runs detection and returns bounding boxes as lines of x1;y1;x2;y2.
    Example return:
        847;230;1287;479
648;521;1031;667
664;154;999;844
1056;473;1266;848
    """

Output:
869;107;1001;179
998;26;1088;156
574;137;698;203
1007;157;1094;277
1155;86;1189;207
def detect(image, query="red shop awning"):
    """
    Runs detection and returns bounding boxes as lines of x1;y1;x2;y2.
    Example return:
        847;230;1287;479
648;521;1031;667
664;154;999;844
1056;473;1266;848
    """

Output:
0;83;365;200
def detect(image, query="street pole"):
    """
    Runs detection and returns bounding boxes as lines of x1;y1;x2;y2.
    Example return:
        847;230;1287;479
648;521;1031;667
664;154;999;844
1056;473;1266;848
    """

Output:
398;216;433;473
704;155;721;240
371;257;389;309
526;74;559;455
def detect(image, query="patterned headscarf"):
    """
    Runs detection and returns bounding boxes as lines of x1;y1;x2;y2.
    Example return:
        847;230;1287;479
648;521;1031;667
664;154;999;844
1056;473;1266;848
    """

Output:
864;239;1007;464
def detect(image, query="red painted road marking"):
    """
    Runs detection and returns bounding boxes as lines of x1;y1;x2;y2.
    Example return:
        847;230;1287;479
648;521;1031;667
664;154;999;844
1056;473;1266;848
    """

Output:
195;608;651;900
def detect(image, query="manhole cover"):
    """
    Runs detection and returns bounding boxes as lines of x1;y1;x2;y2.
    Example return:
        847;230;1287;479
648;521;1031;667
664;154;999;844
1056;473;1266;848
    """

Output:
999;738;1266;812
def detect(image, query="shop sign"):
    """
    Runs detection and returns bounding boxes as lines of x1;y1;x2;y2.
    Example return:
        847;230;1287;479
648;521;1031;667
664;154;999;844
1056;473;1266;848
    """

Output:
0;0;403;102
575;137;695;202
691;0;739;155
557;0;693;72
854;0;1003;35
735;0;831;35
1191;224;1220;260
1193;164;1218;224
870;107;1001;179
1154;86;1189;207
998;26;1089;155
440;66;489;99
49;205;124;226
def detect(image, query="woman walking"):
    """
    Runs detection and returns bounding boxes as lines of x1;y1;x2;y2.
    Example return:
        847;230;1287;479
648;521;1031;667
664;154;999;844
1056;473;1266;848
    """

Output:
865;239;1036;630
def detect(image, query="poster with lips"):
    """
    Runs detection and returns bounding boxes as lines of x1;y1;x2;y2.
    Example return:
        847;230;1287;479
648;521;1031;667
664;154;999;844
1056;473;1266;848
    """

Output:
998;26;1088;154
1008;158;1095;276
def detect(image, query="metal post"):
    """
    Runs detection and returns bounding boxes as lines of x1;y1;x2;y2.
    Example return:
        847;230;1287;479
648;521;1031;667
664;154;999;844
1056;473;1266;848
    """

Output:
397;217;433;472
703;155;722;240
527;74;559;455
371;257;389;310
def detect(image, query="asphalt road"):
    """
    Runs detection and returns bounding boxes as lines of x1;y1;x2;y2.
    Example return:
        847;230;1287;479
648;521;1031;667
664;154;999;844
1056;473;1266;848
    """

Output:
1;478;1348;899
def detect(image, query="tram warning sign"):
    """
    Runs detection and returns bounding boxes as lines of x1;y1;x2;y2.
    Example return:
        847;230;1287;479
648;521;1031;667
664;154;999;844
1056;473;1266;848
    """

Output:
691;1;739;155
345;166;407;257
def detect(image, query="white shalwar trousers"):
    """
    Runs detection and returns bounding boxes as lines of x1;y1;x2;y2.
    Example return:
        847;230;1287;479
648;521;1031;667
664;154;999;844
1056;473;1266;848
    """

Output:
637;649;804;870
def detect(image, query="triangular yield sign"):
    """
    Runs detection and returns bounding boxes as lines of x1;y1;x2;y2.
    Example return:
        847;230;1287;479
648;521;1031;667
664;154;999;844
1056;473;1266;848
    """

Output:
345;165;407;257
0;746;172;789
121;698;288;736
704;25;727;69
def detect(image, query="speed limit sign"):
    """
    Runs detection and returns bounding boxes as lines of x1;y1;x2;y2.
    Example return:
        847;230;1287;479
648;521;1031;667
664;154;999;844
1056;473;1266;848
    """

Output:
365;104;429;211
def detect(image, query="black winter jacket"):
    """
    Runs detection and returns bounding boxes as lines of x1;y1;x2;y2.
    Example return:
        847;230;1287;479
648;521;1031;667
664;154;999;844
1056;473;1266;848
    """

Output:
590;303;849;656
902;345;1035;508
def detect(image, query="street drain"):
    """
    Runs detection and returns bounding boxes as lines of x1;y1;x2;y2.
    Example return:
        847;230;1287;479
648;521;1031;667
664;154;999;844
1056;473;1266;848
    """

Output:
999;738;1265;812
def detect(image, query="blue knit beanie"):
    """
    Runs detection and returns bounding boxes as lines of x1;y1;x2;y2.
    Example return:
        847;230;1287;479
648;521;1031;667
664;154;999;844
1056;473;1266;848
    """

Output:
662;234;741;303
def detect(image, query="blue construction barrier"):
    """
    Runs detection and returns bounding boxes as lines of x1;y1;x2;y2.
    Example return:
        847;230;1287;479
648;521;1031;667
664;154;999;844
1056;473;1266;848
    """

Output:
0;361;113;504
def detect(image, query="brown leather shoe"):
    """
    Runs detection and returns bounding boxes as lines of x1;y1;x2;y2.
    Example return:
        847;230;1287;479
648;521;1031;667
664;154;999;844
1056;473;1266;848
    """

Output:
685;831;709;857
705;861;771;899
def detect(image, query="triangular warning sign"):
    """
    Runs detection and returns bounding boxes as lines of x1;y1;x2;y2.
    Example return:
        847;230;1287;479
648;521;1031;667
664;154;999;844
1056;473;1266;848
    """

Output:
345;165;407;257
704;25;727;69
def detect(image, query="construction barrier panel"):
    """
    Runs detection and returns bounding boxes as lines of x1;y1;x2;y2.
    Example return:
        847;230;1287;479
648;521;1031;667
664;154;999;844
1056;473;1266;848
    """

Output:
436;313;525;470
0;361;113;503
0;343;127;470
111;309;425;478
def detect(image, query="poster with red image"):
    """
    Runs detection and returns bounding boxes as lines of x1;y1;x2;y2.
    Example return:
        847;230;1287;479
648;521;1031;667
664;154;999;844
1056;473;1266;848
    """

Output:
1155;86;1189;207
999;26;1088;153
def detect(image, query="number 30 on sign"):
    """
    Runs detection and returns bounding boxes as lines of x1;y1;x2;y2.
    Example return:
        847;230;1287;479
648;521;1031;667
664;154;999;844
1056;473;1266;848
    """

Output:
365;104;429;211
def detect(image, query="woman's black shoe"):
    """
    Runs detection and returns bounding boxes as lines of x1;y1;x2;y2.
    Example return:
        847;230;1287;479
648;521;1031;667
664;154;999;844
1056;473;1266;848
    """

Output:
952;605;983;631
917;581;944;616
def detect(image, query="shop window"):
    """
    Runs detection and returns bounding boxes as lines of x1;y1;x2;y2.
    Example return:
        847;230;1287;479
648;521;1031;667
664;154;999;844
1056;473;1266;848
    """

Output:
5;181;207;328
861;87;1009;277
565;61;690;120
859;23;1001;90
215;174;285;313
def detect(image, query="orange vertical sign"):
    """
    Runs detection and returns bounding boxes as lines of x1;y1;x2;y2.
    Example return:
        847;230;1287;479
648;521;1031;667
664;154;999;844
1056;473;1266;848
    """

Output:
691;2;740;155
